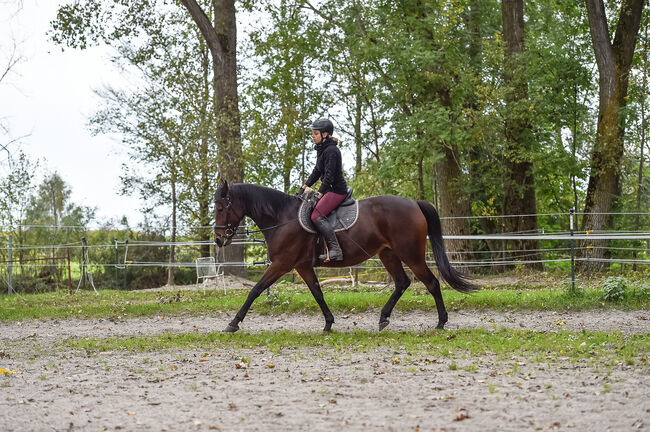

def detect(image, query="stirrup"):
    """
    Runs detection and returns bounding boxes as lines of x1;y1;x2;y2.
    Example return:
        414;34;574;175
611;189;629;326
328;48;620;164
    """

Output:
319;244;343;262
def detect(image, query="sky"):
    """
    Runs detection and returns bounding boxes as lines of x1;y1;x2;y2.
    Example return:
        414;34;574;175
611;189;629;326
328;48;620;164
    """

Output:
1;0;144;226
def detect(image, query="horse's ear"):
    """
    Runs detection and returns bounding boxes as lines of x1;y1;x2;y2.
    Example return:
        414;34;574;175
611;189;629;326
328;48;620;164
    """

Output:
219;179;229;198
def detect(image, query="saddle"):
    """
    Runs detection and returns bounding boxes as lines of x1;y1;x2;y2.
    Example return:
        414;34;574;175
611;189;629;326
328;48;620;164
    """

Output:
298;188;359;234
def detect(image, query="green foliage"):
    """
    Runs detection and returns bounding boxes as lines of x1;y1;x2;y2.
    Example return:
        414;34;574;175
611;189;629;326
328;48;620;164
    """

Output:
601;277;628;302
42;0;650;278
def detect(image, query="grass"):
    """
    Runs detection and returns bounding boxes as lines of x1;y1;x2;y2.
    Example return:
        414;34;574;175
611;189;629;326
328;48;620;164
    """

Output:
1;283;648;322
58;327;649;368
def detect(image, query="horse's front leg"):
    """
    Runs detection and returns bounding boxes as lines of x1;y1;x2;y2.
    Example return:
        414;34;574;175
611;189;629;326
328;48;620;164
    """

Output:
295;264;335;332
224;262;290;333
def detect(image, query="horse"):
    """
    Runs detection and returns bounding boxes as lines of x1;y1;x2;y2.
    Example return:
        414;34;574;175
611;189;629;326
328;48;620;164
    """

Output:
214;180;478;333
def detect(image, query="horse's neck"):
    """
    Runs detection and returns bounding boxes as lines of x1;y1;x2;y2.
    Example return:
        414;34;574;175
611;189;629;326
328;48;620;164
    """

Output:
235;185;293;230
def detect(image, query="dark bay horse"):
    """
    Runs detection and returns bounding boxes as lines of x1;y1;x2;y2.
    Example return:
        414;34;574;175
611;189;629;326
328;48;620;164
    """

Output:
214;180;477;333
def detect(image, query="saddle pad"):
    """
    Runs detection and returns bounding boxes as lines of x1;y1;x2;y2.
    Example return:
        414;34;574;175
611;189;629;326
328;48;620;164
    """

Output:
298;200;360;234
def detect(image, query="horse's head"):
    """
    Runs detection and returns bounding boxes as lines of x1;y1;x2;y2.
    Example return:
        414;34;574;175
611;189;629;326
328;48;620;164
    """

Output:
214;179;243;247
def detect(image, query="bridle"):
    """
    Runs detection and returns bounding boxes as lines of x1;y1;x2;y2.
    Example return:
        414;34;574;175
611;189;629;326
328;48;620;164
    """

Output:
214;192;242;246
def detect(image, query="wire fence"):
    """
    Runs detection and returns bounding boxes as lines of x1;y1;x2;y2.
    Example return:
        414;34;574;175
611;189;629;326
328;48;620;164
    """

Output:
1;210;648;294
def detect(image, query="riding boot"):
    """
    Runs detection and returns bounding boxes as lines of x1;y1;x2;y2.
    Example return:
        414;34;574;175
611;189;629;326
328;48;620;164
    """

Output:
314;217;343;261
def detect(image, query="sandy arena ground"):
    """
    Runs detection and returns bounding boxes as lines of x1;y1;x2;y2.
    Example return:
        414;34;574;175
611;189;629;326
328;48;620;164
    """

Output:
1;291;649;431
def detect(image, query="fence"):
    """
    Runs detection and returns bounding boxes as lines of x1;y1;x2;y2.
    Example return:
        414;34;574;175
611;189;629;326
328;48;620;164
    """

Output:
1;210;648;294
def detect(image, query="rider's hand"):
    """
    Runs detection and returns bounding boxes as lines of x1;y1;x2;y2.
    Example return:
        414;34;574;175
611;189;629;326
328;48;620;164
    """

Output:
294;188;304;197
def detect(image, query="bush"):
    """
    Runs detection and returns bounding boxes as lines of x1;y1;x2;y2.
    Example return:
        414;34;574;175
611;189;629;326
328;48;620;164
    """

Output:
601;277;627;301
630;280;650;300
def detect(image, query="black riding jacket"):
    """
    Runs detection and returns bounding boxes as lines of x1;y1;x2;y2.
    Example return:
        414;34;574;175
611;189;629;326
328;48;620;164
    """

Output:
305;137;347;195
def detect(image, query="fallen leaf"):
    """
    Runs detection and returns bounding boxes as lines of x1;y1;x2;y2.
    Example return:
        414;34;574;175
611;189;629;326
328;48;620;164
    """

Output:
267;363;275;369
228;403;237;409
328;398;337;404
454;409;470;421
127;412;135;416
170;365;178;371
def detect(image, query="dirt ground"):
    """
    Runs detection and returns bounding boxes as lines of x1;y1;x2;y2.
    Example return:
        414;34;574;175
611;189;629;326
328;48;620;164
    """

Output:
1;289;649;431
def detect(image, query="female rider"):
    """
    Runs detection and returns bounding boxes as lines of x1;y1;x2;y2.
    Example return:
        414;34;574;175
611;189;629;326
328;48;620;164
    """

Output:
300;117;347;262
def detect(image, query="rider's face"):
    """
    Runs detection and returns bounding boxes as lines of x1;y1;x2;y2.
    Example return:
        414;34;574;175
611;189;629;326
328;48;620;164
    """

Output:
312;130;328;144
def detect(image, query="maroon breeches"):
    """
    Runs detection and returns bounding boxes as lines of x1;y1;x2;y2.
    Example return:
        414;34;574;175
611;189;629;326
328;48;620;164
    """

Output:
311;192;347;223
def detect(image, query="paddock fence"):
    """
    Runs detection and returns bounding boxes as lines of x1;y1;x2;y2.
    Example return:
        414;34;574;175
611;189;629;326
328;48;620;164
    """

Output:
0;210;648;294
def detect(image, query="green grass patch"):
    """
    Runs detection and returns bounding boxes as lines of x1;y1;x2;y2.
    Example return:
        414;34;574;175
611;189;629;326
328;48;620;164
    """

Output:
58;327;649;368
1;284;648;322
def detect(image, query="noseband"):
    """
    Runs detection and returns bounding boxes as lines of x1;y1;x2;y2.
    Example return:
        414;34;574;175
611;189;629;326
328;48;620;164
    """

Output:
214;194;241;245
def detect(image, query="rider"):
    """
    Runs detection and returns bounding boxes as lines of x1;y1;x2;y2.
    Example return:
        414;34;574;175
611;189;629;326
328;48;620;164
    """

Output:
301;117;347;262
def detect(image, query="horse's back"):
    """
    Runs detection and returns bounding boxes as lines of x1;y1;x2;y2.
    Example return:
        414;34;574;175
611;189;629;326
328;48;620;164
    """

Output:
356;195;427;233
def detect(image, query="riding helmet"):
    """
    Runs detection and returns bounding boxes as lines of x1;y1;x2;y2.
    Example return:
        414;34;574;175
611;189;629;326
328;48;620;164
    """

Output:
311;117;334;135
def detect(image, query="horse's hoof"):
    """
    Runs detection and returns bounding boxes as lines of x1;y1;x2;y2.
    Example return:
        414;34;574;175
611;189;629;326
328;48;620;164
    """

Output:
223;324;240;333
379;320;389;331
435;322;446;330
323;322;333;333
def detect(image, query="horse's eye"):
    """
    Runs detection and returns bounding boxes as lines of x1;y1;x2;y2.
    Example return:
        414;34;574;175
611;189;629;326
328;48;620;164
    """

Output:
216;204;224;212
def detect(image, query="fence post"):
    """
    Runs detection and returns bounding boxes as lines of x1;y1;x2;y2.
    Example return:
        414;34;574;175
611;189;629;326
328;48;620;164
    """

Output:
114;238;119;290
123;239;128;291
67;248;72;294
569;208;575;293
81;237;87;291
8;235;12;295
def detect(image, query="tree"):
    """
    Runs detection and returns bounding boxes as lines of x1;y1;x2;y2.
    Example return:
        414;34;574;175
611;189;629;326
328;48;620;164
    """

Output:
24;172;95;284
51;0;246;276
500;0;541;266
241;0;330;192
88;14;219;284
580;0;646;271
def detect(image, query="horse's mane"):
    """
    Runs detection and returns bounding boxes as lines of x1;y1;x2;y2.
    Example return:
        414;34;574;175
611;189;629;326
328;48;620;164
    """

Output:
231;183;299;221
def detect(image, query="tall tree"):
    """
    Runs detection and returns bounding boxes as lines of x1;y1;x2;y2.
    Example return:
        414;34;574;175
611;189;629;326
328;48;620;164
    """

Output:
51;1;246;275
501;0;541;266
179;0;243;183
179;0;245;276
580;0;645;271
0;151;38;275
241;0;326;192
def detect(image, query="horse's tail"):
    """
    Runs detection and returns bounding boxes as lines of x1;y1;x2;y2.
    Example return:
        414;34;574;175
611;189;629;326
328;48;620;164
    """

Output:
416;200;478;293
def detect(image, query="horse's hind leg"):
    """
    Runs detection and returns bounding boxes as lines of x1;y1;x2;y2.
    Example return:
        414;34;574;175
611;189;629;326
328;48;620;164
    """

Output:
295;264;335;332
401;257;448;329
378;249;411;331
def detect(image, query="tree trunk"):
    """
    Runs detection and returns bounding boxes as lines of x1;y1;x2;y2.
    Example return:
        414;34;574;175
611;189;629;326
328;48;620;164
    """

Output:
167;178;176;286
435;86;473;266
501;0;542;269
634;23;647;270
579;0;645;273
180;0;246;277
355;93;362;176
436;143;473;266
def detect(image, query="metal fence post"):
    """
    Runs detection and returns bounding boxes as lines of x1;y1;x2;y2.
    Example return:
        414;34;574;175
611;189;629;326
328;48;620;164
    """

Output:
569;208;575;293
81;237;87;291
114;238;119;290
8;235;12;295
123;239;128;291
67;248;72;294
